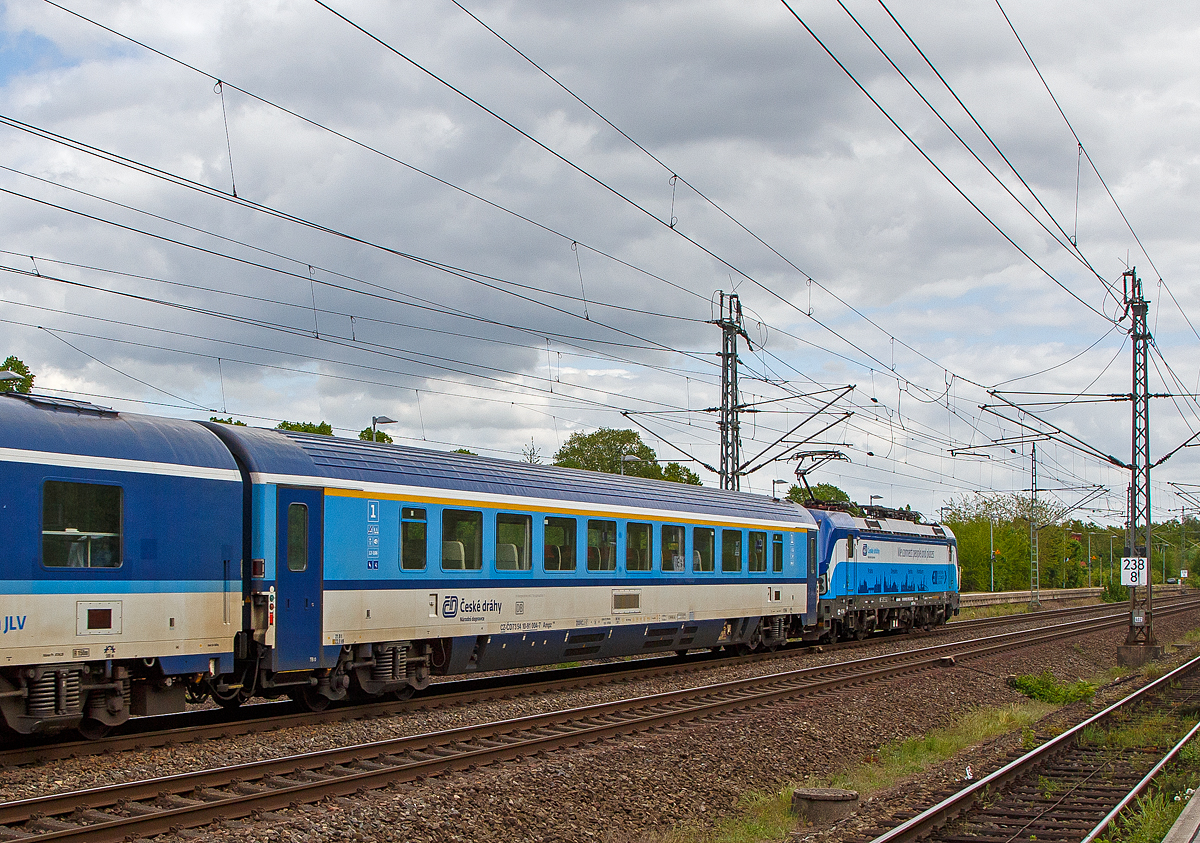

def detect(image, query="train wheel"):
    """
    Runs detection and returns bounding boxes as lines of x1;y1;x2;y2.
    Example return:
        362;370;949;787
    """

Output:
77;718;111;740
289;687;331;712
212;687;246;709
390;686;416;702
854;626;866;641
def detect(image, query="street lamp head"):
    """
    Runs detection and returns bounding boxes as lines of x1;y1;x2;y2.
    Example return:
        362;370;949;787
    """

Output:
0;371;22;383
869;494;882;504
370;414;398;442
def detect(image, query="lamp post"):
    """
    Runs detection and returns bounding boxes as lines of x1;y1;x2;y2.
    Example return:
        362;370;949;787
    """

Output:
772;479;787;500
990;519;995;592
1085;532;1107;589
620;454;641;475
0;371;22;388
869;494;882;508
371;414;397;441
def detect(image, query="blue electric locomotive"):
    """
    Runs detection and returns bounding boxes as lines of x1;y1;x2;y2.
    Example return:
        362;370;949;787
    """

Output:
807;506;959;640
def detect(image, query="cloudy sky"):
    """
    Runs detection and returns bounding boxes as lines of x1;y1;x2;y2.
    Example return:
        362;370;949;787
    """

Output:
2;0;1198;523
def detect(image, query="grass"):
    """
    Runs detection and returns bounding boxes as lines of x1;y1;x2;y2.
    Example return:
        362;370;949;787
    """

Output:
640;790;797;843
649;701;1052;843
1010;671;1096;705
657;622;1200;843
825;703;1053;796
1102;791;1189;843
955;603;1031;621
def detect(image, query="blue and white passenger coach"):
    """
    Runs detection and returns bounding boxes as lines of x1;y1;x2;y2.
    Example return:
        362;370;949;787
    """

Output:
808;507;959;640
0;393;242;736
205;424;819;709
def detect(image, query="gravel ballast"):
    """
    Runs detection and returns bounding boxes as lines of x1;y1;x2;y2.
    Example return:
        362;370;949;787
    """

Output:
5;603;1197;842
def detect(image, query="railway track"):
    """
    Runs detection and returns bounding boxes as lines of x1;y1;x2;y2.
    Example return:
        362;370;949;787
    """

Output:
0;596;1187;768
0;595;1161;768
866;651;1200;843
1;600;1196;842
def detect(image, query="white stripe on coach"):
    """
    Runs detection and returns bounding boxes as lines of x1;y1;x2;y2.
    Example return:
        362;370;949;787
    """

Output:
0;447;242;483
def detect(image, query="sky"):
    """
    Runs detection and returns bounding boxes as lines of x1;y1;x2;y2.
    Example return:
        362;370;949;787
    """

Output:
2;0;1199;525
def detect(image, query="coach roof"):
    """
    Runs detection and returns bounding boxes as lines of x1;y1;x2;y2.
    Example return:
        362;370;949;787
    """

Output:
1;392;239;471
205;423;815;526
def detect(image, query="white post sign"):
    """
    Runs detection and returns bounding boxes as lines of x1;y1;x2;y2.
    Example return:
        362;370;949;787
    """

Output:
1121;556;1147;587
1181;569;1189;580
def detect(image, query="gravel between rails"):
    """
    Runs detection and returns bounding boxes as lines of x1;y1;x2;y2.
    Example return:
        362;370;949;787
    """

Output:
4;602;1194;843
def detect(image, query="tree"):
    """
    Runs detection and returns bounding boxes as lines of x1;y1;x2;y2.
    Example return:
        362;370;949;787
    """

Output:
786;482;852;505
661;462;702;485
276;420;333;435
0;356;34;393
553;428;701;485
359;427;393;443
453;448;476;455
210;416;247;426
521;439;543;464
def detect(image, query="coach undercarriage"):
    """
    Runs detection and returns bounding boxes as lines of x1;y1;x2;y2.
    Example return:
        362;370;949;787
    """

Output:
0;660;191;737
203;613;801;712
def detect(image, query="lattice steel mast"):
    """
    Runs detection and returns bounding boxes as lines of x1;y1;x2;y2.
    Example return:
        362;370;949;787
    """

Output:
714;292;749;490
1125;268;1155;647
1029;443;1040;609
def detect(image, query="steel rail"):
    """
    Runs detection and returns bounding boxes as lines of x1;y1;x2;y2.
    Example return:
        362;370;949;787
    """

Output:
1;602;1193;842
0;596;1187;770
1079;719;1200;843
869;649;1200;843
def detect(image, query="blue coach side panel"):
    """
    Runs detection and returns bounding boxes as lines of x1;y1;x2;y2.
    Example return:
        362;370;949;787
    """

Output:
203;425;817;679
0;394;244;672
0;393;245;734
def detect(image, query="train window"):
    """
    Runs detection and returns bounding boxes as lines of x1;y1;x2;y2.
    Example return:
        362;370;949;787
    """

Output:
442;509;483;570
286;503;308;572
772;534;784;573
544;517;577;571
496;513;532;570
661;525;685;572
626;522;652;572
42;480;122;568
587;520;617;571
748;531;767;572
721;529;742;573
693;527;715;572
400;508;427;571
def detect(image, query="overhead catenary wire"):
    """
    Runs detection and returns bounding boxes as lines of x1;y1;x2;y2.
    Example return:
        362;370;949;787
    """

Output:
777;0;1117;327
992;0;1163;286
0;246;720;386
448;0;1006;401
0;54;1005;473
40;0;1037;447
0;266;710;417
0;126;709;359
867;0;1114;295
16;1;1183;507
39;0;709;307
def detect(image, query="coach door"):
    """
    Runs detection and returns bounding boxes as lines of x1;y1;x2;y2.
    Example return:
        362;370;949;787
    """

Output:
275;487;324;672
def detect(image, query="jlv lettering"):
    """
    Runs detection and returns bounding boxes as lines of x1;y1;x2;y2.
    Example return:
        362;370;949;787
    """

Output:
3;616;26;634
